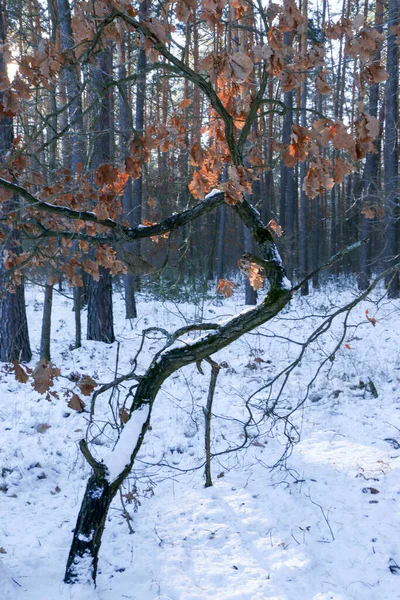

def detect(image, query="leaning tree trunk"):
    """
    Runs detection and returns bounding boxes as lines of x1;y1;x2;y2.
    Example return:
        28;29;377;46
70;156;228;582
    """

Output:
65;195;291;585
65;285;292;584
0;4;31;363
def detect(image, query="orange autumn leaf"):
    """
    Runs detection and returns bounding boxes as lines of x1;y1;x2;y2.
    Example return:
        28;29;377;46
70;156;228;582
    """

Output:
175;0;197;23
94;163;119;186
32;359;61;394
365;309;376;327
68;393;85;412
362;63;388;84
228;52;253;82
333;158;354;184
314;71;331;95
12;360;29;384
268;219;283;237
179;98;193;109
77;375;97;396
238;258;264;290
216;279;236;298
361;204;375;220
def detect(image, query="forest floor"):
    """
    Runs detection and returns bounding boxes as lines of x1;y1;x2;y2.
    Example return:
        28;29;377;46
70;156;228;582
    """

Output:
0;279;399;600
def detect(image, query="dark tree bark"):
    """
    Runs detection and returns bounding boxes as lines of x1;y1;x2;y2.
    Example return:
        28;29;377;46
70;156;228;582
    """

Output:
243;224;257;304
57;0;86;347
216;168;228;282
65;199;291;584
216;204;227;282
0;3;31;363
312;196;321;289
204;360;220;488
121;1;147;318
118;38;137;320
384;0;399;297
40;284;53;361
64;462;115;584
299;80;309;295
280;23;297;279
87;268;115;344
87;47;115;343
358;0;382;291
0;277;32;363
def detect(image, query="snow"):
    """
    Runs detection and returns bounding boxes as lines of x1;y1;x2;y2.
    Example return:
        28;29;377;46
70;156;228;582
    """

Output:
281;275;292;290
104;405;150;483
0;281;399;599
205;188;223;199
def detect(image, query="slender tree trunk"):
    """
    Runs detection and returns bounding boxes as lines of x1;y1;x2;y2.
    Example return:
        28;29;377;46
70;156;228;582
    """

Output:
128;0;147;305
359;6;382;292
312;196;321;289
216;168;228;282
204;360;220;488
384;0;399;297
243;225;257;304
57;0;86;347
280;21;296;278
299;0;309;296
119;37;137;319
87;47;115;343
40;284;53;361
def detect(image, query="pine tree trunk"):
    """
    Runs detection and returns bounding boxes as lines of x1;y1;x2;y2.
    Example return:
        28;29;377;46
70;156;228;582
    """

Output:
0;277;32;363
0;3;31;363
40;284;53;361
280;22;296;278
299;75;309;294
57;0;86;346
384;0;399;297
243;225;257;304
216;169;228;282
86;47;115;343
119;37;137;319
359;49;382;290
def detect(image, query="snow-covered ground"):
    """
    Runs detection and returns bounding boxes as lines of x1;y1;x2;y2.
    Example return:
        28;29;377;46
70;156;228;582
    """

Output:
1;280;399;600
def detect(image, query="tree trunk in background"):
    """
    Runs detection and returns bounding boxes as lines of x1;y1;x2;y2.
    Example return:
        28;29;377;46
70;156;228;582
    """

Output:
310;0;326;290
243;224;257;304
280;22;297;279
312;196;321;289
299;0;309;294
124;0;147;313
119;37;137;319
40;284;53;361
358;0;383;289
216;168;228;282
57;0;86;347
0;2;31;363
384;0;399;297
87;47;115;343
